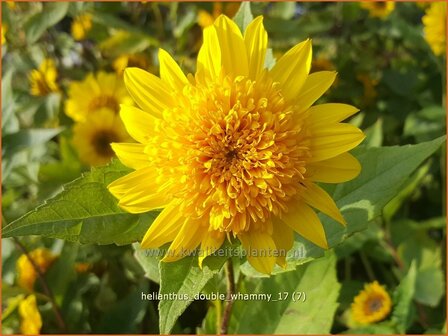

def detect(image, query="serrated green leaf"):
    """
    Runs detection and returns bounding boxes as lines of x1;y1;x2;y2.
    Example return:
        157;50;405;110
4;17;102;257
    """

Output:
230;253;340;334
233;2;253;32
158;251;227;334
242;136;446;276
2;160;157;245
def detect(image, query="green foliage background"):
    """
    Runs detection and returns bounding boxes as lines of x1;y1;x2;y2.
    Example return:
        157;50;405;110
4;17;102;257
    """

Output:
1;2;446;335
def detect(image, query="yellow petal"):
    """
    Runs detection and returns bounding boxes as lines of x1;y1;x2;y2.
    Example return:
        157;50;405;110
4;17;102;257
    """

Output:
111;143;150;170
295;71;337;113
308;103;360;126
119;104;157;143
141;201;184;248
214;15;249;77
197;26;221;78
158;48;188;91
244;16;268;80
309;123;365;162
301;182;346;226
198;230;225;268
270;39;312;103
162;219;206;262
306;152;361;183
272;217;294;268
124;67;172;117
281;202;328;249
108;167;170;213
118;188;170;214
239;230;276;274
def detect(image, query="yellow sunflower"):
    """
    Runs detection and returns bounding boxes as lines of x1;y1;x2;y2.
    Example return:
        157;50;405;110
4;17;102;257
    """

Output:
71;13;92;41
65;71;133;123
72;108;131;166
19;295;42;335
113;54;151;76
29;59;60;97
108;15;364;274
422;2;446;56
361;1;395;19
351;281;392;324
17;248;56;291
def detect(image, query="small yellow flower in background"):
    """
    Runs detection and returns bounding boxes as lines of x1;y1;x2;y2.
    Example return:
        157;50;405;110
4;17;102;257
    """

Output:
422;2;446;56
17;248;56;291
6;1;16;9
108;15;365;274
2;24;7;45
197;2;240;28
361;1;395;19
29;59;60;97
71;13;92;41
19;295;42;335
351;281;392;324
357;73;378;106
65;71;132;123
72;108;131;166
113;54;150;76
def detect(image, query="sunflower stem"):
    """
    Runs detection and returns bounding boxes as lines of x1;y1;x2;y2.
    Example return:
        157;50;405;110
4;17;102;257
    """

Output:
220;259;235;334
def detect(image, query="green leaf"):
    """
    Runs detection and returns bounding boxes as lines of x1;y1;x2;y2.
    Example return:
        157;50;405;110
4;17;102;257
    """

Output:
404;106;446;142
97;281;149;333
230;253;340;334
2;160;157;245
24;2;69;43
392;262;417;333
158;251;227;334
2;128;63;156
233;2;253;32
242;136;446;276
133;243;160;284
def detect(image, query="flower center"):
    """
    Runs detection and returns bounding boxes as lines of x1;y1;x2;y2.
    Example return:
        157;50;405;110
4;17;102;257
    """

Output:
92;130;119;158
365;296;383;314
150;74;311;234
88;95;119;113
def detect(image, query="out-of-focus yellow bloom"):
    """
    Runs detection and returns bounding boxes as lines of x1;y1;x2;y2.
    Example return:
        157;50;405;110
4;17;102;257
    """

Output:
17;248;56;291
2;24;6;45
19;295;42;335
74;262;92;273
422;2;446;56
29;59;60;97
351;281;392;324
6;1;16;9
65;72;132;123
71;13;92;41
361;1;395;18
197;2;240;28
72;108;131;166
113;54;150;76
357;73;378;106
108;15;365;274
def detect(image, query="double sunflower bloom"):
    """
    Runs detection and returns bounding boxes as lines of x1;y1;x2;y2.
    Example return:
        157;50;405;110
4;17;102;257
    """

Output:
108;15;365;274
